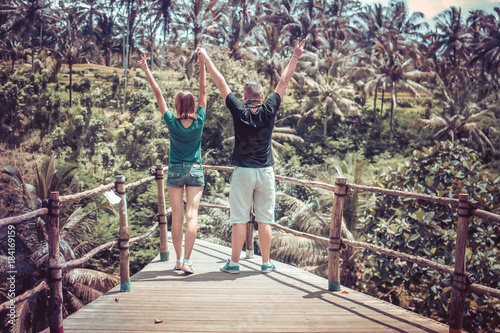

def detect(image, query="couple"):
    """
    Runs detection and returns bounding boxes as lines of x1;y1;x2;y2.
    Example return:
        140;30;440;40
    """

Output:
138;38;305;275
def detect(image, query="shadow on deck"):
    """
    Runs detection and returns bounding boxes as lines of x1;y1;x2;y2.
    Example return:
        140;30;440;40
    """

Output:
46;238;449;333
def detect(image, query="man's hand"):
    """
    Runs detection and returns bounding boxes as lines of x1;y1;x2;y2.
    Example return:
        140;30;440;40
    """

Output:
137;54;149;72
292;38;306;59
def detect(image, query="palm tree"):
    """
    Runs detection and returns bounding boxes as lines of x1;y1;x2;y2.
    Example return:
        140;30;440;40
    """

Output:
227;0;260;58
388;0;428;38
318;0;359;53
243;21;286;95
0;37;27;70
430;6;472;68
415;84;497;157
352;3;391;50
470;7;500;79
370;32;431;139
169;0;228;78
94;12;120;67
155;0;173;70
0;0;56;72
53;5;95;107
171;0;228;50
136;3;162;71
297;72;362;137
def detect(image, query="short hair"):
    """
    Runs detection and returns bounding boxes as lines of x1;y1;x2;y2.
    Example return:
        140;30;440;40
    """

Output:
244;81;263;100
174;90;196;120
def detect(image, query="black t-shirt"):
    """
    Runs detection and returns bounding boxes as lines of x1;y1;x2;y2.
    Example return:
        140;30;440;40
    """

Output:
225;92;281;168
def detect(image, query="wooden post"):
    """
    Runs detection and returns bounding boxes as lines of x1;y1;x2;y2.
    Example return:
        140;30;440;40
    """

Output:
449;194;470;333
245;212;255;259
115;175;131;292
328;177;348;291
155;165;169;261
48;191;63;333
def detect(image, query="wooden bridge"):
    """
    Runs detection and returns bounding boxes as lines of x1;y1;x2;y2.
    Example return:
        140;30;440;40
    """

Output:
3;165;499;333
43;237;448;333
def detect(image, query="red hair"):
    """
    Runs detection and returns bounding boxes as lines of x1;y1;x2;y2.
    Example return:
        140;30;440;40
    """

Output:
174;91;196;120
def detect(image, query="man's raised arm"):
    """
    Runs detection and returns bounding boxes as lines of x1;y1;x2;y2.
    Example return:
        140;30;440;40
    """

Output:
275;38;305;100
197;47;231;102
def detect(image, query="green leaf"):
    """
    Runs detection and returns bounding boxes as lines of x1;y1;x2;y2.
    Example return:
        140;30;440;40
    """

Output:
425;177;434;187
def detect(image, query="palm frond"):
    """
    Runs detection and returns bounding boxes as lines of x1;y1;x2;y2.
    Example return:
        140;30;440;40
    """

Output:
271;234;328;267
64;290;85;313
276;192;329;236
69;282;103;304
64;268;119;294
4;285;48;333
271;132;304;143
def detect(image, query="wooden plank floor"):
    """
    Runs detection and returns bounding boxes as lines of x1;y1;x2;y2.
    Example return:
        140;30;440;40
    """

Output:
47;238;449;333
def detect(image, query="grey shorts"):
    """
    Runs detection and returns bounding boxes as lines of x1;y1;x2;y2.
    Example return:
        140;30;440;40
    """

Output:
166;162;205;188
229;166;275;224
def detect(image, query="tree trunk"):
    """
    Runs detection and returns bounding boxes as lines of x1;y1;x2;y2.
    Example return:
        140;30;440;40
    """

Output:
69;63;73;107
373;84;378;123
380;89;385;117
161;27;166;71
122;3;130;113
150;39;154;72
389;83;396;142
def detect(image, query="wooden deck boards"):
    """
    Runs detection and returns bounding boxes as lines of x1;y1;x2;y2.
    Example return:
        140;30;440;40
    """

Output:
46;238;449;333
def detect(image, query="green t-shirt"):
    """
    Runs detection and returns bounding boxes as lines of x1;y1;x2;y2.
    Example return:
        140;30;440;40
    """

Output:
163;107;205;164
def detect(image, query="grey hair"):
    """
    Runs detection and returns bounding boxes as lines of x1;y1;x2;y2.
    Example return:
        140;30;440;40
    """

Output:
244;81;263;100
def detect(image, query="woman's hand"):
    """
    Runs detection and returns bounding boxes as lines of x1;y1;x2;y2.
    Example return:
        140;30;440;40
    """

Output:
197;47;206;64
137;53;149;72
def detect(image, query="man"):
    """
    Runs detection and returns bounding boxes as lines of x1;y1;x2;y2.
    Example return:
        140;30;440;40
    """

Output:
197;38;305;274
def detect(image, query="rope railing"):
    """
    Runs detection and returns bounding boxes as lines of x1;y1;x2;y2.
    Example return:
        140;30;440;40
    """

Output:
1;164;498;333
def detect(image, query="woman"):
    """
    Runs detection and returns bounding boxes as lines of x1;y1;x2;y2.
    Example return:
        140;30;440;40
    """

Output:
138;51;206;274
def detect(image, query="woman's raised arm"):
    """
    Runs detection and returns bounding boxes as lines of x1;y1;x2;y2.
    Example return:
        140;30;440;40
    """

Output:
198;50;207;110
137;54;168;117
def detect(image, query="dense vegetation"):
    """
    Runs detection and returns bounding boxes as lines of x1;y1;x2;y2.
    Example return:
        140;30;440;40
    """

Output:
0;0;499;332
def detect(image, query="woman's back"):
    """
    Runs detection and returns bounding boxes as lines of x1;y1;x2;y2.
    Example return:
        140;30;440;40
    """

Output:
164;107;206;164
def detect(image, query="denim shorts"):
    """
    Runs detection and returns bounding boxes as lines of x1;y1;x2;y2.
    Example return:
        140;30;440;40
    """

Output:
166;162;205;188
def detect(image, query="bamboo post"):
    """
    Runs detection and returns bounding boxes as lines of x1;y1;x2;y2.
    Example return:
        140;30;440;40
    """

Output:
246;211;255;259
328;177;348;291
115;175;131;292
449;194;470;333
155;165;169;261
48;191;63;333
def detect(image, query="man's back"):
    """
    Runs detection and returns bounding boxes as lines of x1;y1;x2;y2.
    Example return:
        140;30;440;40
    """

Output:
225;92;281;168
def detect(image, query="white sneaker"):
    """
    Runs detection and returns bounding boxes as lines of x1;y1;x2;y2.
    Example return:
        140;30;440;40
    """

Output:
174;261;182;270
182;262;194;274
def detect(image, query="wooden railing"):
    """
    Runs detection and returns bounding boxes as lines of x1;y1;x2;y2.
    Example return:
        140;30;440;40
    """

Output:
1;164;499;333
0;165;170;332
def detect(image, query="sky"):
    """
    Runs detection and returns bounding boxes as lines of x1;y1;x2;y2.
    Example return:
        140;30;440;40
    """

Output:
361;0;499;26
